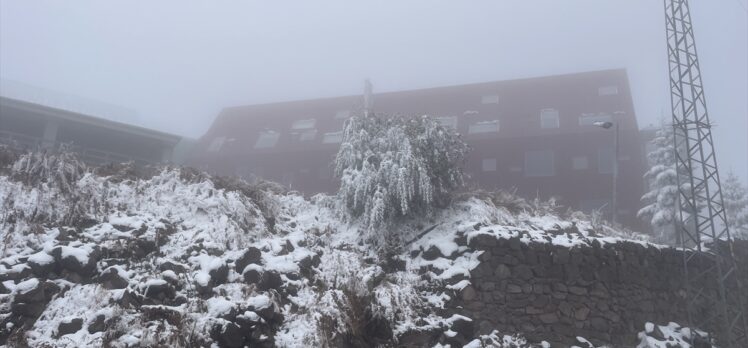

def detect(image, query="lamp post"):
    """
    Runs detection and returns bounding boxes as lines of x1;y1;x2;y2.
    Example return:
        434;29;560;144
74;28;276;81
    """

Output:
594;121;619;225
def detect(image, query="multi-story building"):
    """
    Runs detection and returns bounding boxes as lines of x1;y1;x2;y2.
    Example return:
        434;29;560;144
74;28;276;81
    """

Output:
189;69;648;228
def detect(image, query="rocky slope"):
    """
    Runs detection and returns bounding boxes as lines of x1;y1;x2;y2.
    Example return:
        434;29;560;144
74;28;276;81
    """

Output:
0;147;712;348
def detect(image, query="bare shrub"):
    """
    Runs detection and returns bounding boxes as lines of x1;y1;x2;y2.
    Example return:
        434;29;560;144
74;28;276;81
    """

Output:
0;145;21;173
11;149;87;194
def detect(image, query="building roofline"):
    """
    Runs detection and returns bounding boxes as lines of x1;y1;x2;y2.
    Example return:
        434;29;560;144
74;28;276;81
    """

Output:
221;68;629;113
0;96;182;144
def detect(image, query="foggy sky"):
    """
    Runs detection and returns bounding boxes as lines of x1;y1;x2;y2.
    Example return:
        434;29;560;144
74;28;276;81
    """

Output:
1;0;746;183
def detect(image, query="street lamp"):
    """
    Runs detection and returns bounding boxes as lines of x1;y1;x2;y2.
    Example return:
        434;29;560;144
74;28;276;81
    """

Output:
594;121;619;225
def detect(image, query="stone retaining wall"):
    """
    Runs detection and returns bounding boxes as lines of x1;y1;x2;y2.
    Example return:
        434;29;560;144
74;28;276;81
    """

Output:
457;235;748;346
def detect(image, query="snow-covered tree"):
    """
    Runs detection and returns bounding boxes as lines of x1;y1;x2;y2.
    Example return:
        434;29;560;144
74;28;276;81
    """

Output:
638;121;679;243
334;114;469;247
723;171;748;240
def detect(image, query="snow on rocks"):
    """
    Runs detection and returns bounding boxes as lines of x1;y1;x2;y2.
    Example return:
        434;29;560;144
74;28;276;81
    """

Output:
189;253;229;293
234;246;263;273
636;322;713;348
207;296;236;318
0;151;702;347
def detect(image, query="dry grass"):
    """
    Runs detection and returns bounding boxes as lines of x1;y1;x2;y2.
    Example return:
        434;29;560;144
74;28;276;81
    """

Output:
318;288;393;348
11;150;87;194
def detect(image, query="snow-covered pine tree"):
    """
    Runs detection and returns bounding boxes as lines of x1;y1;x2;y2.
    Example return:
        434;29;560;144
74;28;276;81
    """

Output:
722;171;748;240
334;113;469;247
638;121;679;243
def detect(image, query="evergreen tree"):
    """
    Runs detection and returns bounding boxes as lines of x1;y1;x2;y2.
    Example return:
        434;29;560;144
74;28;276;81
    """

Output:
638;121;679;243
334;113;469;247
723;171;748;240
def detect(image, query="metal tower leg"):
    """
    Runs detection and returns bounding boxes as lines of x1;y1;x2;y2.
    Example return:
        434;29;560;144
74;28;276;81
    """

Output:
664;0;748;346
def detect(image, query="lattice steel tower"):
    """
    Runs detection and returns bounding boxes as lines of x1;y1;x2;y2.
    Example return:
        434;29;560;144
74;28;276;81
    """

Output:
664;0;747;346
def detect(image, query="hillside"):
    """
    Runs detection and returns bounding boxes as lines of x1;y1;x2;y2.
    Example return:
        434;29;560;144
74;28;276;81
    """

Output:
0;147;715;348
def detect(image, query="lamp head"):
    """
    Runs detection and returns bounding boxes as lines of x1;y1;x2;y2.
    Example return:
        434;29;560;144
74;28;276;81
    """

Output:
593;121;614;129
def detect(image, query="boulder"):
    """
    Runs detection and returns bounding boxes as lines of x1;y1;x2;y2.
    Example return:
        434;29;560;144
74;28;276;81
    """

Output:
171;295;189;306
243;267;262;285
209;264;229;286
27;252;55;277
142;305;183;325
159;260;188;274
235;247;263;273
12;302;48;321
56;318;83;337
257;271;282;291
297;255;315;278
51;246;98;277
278;240;295;256
0;263;31;282
256;304;284;326
116;289;145;308
422;245;443;261
236;310;262;327
13;278;45;303
98;267;129;289
213;322;245;348
56;228;77;242
142;280;176;302
130;238;158;259
87;314;106;334
450;316;475;341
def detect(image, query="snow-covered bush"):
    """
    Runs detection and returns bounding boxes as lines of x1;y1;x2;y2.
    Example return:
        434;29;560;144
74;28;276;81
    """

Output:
638;121;680;244
723;171;748;240
334;114;469;245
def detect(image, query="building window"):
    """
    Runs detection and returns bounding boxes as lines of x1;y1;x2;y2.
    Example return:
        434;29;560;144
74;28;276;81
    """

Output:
207;136;227;152
482;158;497;172
572;156;589;170
322;131;344;144
436;116;458;129
254;130;280;149
524;150;555;177
335;110;350;119
540;109;560;129
579;113;613;126
298;129;317;142
598;85;619;96
598;148;615;174
481;95;499;104
468;120;499;134
292;118;316;130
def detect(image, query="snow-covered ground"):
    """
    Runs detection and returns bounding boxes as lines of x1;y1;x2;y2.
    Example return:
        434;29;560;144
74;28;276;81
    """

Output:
0;148;713;348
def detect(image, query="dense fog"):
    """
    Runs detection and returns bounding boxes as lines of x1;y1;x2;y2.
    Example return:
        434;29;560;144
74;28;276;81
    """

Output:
1;1;745;183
